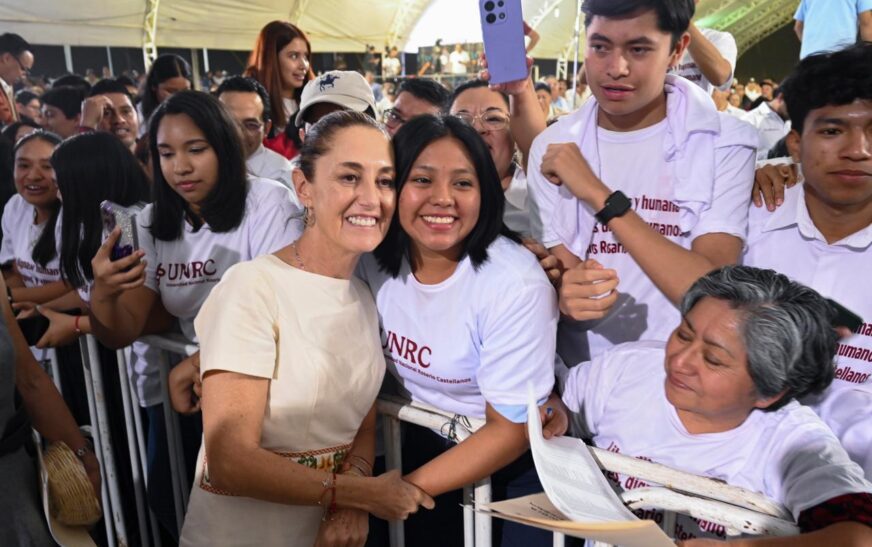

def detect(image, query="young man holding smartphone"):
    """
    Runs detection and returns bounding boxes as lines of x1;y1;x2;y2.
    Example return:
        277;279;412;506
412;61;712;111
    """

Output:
743;43;872;480
525;0;758;362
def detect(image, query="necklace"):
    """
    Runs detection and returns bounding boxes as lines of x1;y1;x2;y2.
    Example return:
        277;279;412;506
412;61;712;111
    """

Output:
292;243;305;270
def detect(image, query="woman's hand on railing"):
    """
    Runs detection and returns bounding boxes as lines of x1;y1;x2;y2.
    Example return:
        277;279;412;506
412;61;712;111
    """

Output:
168;352;201;415
91;228;147;301
366;470;435;521
313;508;368;547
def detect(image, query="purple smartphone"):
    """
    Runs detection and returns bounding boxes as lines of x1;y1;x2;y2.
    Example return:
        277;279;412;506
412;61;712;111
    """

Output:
100;201;143;261
479;0;528;84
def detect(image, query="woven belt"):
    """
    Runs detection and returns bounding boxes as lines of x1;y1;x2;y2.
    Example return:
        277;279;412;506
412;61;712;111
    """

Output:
200;443;352;496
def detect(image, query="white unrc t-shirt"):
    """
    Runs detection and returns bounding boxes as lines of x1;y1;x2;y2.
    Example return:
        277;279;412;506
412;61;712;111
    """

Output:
743;183;872;479
139;177;303;341
356;236;558;421
535;118;753;361
561;341;872;541
0;195;61;287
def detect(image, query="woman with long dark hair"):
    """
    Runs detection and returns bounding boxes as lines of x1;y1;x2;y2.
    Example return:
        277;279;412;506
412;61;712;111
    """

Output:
138;54;192;134
180;109;432;546
245;20;314;159
358;115;559;547
0;131;68;308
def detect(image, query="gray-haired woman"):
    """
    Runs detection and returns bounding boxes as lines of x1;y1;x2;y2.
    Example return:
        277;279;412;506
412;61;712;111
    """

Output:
555;265;872;545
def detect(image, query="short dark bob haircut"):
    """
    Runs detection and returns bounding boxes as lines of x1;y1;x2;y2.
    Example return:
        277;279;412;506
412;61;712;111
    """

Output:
52;132;151;287
373;114;519;277
582;0;694;48
147;90;248;241
12;131;63;267
781;42;872;135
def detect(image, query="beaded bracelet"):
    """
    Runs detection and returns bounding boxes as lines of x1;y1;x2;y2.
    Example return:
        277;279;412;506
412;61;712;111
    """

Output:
318;471;337;521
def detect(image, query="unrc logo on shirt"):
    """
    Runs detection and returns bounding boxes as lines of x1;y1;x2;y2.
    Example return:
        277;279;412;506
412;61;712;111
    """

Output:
156;259;218;282
381;329;432;368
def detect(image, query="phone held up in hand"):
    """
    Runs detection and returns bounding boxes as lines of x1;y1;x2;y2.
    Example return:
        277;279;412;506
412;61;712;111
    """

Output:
479;0;528;84
100;201;145;261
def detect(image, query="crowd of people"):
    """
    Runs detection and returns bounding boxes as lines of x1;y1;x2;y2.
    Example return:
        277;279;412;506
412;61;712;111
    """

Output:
1;0;871;546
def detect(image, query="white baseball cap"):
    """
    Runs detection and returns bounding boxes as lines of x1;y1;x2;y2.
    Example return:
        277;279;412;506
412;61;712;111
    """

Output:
295;70;377;127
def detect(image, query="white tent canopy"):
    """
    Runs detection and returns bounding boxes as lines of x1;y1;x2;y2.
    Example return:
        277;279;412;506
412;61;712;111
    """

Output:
1;0;797;60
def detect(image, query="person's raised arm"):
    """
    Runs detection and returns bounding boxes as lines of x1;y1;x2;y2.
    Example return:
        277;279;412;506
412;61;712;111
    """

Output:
89;228;157;348
539;140;751;305
686;24;735;90
479;53;546;170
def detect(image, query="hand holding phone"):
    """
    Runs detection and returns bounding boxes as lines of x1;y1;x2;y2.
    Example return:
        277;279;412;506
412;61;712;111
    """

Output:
100;201;143;261
479;0;528;84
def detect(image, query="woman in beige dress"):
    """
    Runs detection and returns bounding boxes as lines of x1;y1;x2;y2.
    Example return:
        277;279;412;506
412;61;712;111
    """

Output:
180;111;433;547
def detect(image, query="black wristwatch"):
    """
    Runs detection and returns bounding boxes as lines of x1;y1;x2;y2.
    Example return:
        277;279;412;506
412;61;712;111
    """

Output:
595;190;632;225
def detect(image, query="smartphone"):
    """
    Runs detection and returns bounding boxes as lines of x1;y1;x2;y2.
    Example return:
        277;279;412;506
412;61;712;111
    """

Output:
827;298;863;333
17;313;50;346
100;201;144;261
16;308;81;346
479;0;528;84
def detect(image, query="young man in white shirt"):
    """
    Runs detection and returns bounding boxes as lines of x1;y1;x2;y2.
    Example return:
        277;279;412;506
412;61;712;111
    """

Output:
216;76;294;190
744;87;791;160
742;42;872;479
526;0;757;362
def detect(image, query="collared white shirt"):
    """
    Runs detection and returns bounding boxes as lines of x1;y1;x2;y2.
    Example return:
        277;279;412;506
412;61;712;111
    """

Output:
743;102;791;160
247;144;294;191
743;184;872;479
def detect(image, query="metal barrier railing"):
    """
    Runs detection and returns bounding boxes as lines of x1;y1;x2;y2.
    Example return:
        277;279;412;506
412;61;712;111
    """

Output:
376;395;567;547
75;333;197;546
138;333;199;536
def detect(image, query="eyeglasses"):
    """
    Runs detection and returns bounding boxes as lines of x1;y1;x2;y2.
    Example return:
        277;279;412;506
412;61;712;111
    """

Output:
454;110;510;132
241;120;264;132
14;55;31;77
383;108;406;129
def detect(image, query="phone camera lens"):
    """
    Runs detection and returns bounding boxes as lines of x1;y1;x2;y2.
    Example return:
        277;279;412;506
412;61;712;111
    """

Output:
484;1;495;11
498;0;504;5
486;13;497;23
499;12;506;19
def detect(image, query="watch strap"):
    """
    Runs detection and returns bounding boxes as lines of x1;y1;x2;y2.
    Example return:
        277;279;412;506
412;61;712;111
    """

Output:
595;190;632;225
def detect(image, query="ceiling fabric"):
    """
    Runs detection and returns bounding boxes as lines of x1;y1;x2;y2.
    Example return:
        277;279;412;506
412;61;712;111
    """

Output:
0;0;797;58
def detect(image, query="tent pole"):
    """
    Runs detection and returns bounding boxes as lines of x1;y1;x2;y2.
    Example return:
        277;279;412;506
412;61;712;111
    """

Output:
63;45;73;74
190;49;201;91
570;0;582;110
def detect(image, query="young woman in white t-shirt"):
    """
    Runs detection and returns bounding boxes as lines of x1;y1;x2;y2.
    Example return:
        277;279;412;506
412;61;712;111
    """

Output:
359;115;560;547
89;91;302;539
179;111;433;546
89;90;301;348
1;131;70;308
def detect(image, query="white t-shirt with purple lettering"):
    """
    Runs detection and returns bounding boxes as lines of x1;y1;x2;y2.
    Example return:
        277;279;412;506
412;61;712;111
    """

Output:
528;117;753;361
560;341;872;541
743;183;872;478
356;236;557;421
1;194;61;287
139;177;302;341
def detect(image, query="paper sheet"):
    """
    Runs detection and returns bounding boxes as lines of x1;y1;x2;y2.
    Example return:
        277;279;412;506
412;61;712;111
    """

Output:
526;384;638;522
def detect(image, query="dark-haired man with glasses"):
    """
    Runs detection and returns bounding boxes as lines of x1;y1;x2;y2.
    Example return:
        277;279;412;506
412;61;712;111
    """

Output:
217;76;294;190
0;33;34;123
384;78;449;136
